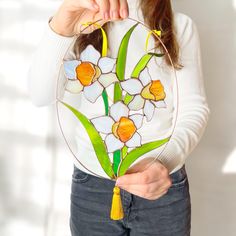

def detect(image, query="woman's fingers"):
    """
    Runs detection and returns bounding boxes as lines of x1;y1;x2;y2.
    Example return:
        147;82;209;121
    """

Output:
96;0;110;20
95;0;129;20
109;0;120;19
119;0;129;18
119;182;169;200
118;180;163;195
115;159;172;200
116;170;161;186
116;165;163;186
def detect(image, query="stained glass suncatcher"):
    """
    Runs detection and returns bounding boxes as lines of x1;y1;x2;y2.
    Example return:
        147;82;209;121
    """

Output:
55;17;179;220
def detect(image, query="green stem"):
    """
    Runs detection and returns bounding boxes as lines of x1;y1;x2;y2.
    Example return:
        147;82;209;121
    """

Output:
102;90;109;116
113;150;121;176
122;146;128;159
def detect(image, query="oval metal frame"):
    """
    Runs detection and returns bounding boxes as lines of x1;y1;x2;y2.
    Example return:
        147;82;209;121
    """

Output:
55;17;179;180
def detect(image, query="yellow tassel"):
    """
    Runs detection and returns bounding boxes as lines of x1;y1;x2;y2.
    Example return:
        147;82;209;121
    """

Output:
110;186;124;220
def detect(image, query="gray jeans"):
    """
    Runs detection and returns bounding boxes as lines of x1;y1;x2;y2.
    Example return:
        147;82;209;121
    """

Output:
70;164;191;236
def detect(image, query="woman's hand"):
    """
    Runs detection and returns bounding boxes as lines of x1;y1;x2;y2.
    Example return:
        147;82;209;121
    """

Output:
50;0;129;36
116;158;172;200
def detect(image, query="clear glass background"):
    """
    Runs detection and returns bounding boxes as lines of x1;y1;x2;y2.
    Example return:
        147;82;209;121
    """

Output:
0;0;235;235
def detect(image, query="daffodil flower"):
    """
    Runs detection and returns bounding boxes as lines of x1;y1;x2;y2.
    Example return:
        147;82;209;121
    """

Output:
63;45;118;103
120;68;167;121
91;101;143;153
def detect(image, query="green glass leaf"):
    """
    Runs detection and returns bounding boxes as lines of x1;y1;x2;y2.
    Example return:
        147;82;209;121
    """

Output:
124;94;133;105
131;53;153;78
113;83;122;103
117;137;170;176
114;23;139;102
148;52;165;58
116;23;139;82
132;53;165;78
122;146;128;158
61;101;115;179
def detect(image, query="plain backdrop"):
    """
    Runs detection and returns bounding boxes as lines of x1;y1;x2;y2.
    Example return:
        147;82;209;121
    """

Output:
0;0;235;235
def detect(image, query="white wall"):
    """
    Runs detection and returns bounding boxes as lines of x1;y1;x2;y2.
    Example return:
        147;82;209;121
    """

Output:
0;1;72;235
0;0;235;235
173;0;236;235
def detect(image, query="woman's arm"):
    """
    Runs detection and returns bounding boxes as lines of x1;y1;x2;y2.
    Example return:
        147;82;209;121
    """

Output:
157;13;211;173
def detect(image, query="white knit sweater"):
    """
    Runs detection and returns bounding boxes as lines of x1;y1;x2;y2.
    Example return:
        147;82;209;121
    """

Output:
27;1;210;177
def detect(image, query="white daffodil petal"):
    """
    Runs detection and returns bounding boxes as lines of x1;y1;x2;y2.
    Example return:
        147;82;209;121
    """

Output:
139;68;152;86
128;95;145;111
144;100;155;121
98;73;118;88
105;134;124;153
129;114;143;129
91;116;114;134
112;64;116;73
120;79;143;95
110;101;129;121
83;81;104;103
98;57;116;73
63;60;80;79
80;45;100;65
65;80;83;94
126;133;141;148
153;100;167;108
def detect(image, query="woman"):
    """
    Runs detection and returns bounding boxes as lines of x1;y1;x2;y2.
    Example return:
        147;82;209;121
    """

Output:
28;0;210;235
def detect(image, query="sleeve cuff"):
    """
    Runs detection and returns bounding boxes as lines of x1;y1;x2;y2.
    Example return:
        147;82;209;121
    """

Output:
157;140;184;174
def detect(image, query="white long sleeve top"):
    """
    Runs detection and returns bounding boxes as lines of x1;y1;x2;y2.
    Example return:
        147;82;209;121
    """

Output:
27;1;210;177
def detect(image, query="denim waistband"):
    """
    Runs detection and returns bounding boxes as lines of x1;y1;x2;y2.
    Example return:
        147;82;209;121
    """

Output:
169;164;187;180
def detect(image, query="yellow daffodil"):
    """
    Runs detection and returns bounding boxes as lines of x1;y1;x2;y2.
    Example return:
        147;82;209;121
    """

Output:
121;68;166;121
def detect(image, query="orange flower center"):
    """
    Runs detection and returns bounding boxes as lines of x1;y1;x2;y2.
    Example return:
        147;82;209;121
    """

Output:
76;62;101;86
141;80;166;101
112;117;137;143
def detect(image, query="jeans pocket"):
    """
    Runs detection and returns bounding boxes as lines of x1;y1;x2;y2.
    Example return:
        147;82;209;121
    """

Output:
169;164;188;189
72;165;90;183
